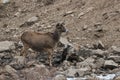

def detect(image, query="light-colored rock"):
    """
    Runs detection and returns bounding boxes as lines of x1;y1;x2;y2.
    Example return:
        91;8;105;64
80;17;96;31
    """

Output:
27;16;38;23
108;56;120;63
5;65;20;80
95;58;105;69
0;74;6;80
114;75;120;80
66;68;78;77
93;40;105;49
14;56;26;65
62;60;71;70
22;64;50;80
76;57;95;69
82;25;88;30
0;0;10;4
104;60;118;68
10;56;26;70
78;12;85;18
66;67;90;77
92;49;108;57
63;11;74;16
53;74;67;80
0;41;15;52
111;46;120;54
60;37;72;47
78;48;93;58
5;65;17;73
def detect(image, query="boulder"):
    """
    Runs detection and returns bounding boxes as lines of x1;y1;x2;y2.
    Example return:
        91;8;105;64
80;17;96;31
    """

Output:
111;46;120;55
76;57;95;69
10;56;26;70
0;41;15;52
5;65;20;80
92;49;108;57
0;0;10;4
22;64;50;80
104;60;118;69
108;56;120;63
78;48;93;58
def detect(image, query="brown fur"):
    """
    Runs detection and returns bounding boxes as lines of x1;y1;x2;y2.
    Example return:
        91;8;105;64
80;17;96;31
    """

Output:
21;23;66;66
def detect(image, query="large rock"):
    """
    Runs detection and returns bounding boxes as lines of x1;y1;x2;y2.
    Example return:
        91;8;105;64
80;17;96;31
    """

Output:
0;74;6;80
20;16;39;27
76;57;95;69
10;56;26;70
104;60;118;69
65;67;90;77
92;49;108;57
111;46;120;55
0;41;15;52
78;48;93;58
53;74;67;80
108;56;120;63
114;76;120;80
22;64;50;80
95;58;105;69
0;0;10;4
0;53;13;66
5;65;20;80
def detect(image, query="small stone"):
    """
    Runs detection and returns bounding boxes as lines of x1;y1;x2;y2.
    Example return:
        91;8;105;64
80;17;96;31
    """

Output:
35;22;41;27
86;7;94;13
27;16;39;23
63;11;74;16
14;12;21;17
93;40;105;49
98;40;105;49
82;25;88;30
78;12;85;18
0;41;15;52
62;60;71;70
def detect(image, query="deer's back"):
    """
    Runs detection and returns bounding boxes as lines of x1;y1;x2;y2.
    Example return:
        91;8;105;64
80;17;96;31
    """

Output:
21;31;56;51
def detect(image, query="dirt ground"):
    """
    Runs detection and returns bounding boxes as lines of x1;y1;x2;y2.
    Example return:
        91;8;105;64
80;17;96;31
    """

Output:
0;0;120;48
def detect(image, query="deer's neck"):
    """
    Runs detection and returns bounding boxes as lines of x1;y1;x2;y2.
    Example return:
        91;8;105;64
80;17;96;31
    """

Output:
53;30;61;42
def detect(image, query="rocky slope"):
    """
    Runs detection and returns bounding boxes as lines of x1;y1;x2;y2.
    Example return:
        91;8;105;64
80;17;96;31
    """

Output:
0;0;120;80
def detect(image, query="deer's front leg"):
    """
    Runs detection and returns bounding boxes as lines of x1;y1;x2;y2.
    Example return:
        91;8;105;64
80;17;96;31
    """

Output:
47;49;53;67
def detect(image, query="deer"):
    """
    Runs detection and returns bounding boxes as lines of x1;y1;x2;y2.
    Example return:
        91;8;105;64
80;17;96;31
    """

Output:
20;22;67;66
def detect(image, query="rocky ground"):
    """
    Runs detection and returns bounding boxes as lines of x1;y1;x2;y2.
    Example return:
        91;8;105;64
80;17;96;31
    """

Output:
0;0;120;80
